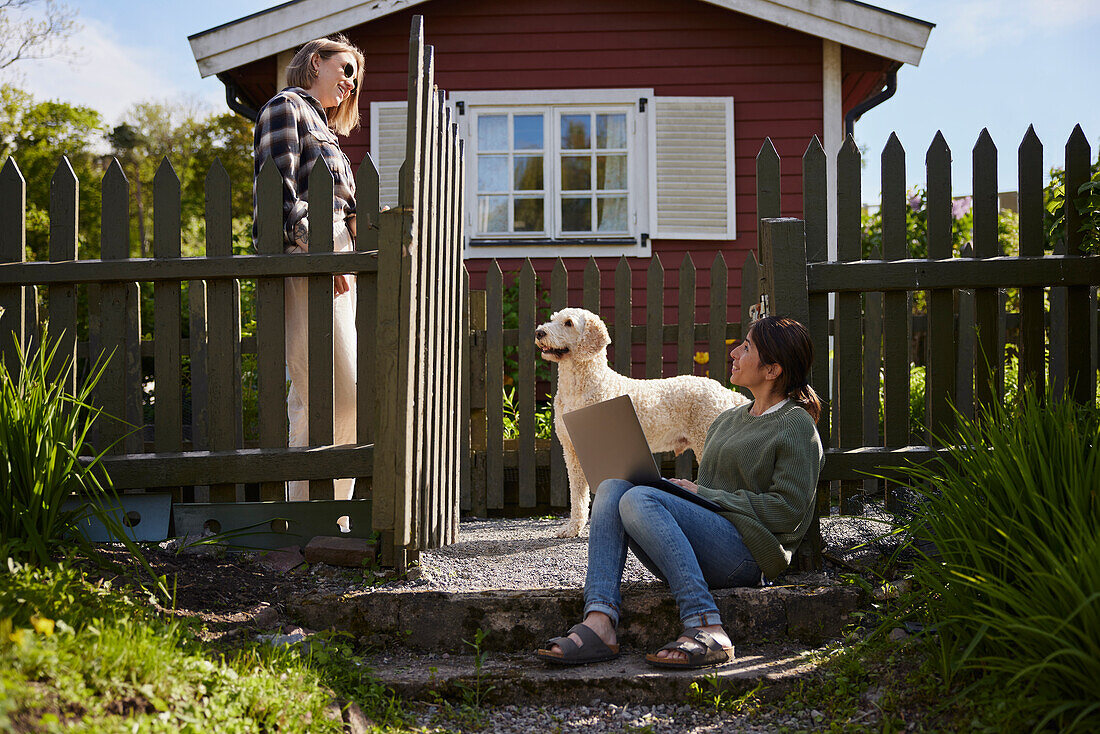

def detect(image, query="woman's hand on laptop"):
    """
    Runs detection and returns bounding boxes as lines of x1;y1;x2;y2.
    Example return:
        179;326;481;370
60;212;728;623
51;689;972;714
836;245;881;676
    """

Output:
667;478;699;493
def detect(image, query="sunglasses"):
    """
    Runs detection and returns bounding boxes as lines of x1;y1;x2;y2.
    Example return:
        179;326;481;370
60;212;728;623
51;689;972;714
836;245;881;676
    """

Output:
341;62;358;93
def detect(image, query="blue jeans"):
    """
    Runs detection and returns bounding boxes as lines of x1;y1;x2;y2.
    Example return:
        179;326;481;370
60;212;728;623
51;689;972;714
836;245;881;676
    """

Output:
583;479;760;630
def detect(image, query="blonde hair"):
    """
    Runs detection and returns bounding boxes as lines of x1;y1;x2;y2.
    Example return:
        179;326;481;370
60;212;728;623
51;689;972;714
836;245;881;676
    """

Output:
285;34;365;136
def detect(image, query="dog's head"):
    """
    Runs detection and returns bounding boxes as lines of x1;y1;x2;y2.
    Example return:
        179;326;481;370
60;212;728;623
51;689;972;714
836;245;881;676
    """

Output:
534;308;610;362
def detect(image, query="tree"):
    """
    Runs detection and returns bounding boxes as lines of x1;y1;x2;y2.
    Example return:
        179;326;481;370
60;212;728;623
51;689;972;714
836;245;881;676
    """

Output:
0;0;79;71
0;83;105;261
112;101;254;257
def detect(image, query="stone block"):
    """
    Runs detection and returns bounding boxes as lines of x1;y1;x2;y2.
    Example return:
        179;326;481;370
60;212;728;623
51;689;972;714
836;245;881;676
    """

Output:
304;536;376;567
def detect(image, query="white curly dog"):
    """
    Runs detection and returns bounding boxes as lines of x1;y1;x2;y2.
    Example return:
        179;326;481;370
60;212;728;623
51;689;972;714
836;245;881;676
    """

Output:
535;307;748;538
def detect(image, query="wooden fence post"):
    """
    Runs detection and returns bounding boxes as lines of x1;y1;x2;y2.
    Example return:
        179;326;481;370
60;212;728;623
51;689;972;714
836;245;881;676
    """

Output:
758;218;809;325
759;216;819;570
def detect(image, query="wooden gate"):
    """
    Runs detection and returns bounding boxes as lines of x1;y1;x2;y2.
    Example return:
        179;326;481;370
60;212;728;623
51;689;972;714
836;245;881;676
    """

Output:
0;16;464;568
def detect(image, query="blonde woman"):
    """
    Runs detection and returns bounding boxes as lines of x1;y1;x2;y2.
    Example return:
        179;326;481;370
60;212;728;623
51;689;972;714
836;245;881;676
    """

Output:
252;35;365;502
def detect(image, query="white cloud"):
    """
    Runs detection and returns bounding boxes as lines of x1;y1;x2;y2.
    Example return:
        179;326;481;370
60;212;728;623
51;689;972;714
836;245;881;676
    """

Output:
880;0;1099;57
8;17;222;125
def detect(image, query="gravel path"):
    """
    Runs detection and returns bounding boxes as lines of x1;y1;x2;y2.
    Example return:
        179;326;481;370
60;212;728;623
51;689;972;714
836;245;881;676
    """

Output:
394;511;900;592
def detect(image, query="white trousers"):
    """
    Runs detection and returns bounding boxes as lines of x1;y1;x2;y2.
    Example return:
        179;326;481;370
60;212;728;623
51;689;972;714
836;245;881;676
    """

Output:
285;226;357;502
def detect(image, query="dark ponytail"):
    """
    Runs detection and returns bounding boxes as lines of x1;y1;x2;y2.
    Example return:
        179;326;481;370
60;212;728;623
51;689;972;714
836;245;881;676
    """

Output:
747;317;822;423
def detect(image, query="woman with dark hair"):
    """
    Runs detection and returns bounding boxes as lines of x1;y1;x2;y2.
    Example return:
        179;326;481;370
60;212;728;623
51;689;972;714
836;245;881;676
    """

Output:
252;35;366;502
537;316;824;669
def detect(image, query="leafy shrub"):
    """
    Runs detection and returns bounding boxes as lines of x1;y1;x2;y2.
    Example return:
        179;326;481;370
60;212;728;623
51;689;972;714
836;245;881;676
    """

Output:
899;384;1100;732
0;335;117;565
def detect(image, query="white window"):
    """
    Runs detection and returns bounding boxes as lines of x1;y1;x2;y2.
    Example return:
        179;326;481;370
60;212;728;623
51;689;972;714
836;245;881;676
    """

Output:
370;89;735;259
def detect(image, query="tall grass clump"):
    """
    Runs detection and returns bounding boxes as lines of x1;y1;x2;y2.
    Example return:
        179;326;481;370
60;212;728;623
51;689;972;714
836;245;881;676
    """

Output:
0;335;116;565
901;383;1100;732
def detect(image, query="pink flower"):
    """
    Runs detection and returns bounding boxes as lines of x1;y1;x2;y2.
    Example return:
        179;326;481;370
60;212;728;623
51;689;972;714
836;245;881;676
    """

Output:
951;196;972;220
908;193;922;211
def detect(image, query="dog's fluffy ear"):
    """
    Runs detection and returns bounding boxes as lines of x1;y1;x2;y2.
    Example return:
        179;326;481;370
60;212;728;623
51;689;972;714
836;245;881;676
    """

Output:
575;311;611;358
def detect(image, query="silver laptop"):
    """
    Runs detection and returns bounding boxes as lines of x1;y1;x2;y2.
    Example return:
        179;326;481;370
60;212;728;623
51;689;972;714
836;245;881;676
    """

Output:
561;395;723;513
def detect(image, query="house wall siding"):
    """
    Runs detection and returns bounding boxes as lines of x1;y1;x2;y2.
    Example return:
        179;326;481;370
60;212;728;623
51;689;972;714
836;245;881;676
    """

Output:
228;0;894;367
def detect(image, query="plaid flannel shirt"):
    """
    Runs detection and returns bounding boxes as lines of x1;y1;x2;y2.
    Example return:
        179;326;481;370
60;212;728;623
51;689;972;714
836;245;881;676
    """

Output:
252;87;356;252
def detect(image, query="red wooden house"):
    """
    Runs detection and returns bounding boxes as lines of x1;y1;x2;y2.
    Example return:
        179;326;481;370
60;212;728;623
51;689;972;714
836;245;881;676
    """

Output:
190;0;931;362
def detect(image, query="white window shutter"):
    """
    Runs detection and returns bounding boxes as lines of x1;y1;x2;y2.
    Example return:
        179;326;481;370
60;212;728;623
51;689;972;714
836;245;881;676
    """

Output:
369;101;407;208
648;97;735;240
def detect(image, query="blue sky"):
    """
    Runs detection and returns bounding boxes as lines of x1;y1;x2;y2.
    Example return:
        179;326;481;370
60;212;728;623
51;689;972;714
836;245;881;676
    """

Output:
8;0;1098;203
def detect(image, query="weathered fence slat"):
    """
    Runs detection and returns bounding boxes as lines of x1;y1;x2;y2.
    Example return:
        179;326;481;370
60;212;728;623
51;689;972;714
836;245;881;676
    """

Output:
48;159;78;395
254;157;287;501
836;137;864;514
802;136;831;447
188;280;209;501
925;132;955;443
707;253;728;383
862;248;883;464
204;159;241;502
583;256;600;314
0;160;26;378
549;258;569;508
1064;125;1094;405
880;134;908;456
518;258;537;507
355;153;380;449
99;160;130;456
972;129;1000;414
306;158;336;501
756;138;781;240
739;252;759;355
1018;126;1045;400
646;255;664;378
614;256;632;374
444;113;461;545
676;253;696;478
486;260;504;509
420;84;441;548
956;246;976;422
468;287;487;515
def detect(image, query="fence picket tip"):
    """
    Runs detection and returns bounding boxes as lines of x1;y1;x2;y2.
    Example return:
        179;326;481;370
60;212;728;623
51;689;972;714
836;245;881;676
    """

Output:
756;137;778;161
803;135;824;158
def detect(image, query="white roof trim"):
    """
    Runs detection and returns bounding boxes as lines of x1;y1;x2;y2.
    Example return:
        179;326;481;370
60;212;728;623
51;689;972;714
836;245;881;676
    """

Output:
189;0;932;78
701;0;931;66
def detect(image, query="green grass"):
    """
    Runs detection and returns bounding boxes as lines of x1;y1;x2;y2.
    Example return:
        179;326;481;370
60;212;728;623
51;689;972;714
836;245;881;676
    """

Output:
0;559;413;732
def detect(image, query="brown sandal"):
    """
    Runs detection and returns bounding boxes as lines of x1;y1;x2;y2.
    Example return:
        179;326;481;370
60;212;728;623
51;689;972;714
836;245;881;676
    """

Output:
535;623;620;665
645;627;734;669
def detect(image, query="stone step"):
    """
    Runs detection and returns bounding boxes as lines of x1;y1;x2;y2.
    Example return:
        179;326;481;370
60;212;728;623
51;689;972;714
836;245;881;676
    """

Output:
362;643;821;707
286;582;863;654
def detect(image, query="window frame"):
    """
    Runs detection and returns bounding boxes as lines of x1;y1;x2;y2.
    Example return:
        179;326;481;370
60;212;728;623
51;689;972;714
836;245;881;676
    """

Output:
453;88;653;260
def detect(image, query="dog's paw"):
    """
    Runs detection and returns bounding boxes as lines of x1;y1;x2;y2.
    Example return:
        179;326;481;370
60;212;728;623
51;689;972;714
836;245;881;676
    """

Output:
556;521;584;538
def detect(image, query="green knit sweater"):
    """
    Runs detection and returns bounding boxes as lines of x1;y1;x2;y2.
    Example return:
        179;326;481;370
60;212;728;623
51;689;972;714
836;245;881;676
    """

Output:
694;401;825;579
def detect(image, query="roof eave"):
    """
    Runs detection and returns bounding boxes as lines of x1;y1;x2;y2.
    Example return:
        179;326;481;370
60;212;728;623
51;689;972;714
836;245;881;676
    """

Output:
190;0;932;79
